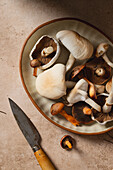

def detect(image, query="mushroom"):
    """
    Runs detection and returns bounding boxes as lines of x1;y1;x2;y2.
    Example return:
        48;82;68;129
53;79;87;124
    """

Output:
106;78;112;93
91;94;113;125
95;43;113;68
60;135;73;150
72;102;92;124
84;57;111;85
70;66;97;99
67;79;101;112
36;64;66;99
103;76;113;113
56;30;93;70
51;103;79;126
29;35;60;70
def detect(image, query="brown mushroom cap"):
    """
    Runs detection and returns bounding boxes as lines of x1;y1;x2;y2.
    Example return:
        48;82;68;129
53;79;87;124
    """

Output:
84;57;111;85
92;95;113;124
60;135;73;150
72;102;92;124
51;103;65;115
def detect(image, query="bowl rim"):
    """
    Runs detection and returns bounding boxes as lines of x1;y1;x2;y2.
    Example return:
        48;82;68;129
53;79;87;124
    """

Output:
19;17;113;135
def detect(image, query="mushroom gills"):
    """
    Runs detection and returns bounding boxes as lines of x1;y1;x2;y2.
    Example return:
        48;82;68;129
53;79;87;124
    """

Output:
85;56;111;85
29;35;60;70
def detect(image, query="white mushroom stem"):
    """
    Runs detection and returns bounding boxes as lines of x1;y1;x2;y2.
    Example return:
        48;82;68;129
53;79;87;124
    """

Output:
66;54;76;72
103;76;113;113
85;98;101;112
66;81;76;88
102;54;113;68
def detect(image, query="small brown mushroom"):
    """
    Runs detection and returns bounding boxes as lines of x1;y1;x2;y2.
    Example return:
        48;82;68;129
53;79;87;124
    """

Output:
51;103;79;126
72;102;92;124
60;135;73;150
30;59;41;68
85;57;111;85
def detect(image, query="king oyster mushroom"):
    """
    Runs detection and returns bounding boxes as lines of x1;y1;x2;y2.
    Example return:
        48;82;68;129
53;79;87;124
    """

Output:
36;63;66;99
67;79;101;112
95;42;113;68
29;35;60;70
84;57;111;85
56;30;93;71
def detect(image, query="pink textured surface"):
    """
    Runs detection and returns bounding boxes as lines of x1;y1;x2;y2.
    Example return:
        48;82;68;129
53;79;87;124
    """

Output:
0;0;113;170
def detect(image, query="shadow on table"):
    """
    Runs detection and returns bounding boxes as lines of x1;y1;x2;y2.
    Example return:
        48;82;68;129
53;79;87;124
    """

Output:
22;0;113;40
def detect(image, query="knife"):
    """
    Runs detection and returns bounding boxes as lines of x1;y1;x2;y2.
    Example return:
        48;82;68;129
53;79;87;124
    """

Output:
9;98;55;170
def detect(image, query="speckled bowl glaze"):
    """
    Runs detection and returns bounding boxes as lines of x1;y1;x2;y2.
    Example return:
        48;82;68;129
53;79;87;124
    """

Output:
20;18;113;135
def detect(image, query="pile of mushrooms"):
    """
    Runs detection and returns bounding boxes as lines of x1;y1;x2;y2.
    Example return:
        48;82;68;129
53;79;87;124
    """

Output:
29;29;113;126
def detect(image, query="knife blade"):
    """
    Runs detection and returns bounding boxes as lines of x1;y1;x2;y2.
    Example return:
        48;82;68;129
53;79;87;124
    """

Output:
9;98;55;170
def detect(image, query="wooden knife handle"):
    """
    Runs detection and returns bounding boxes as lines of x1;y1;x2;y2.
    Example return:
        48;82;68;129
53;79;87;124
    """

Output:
34;148;56;170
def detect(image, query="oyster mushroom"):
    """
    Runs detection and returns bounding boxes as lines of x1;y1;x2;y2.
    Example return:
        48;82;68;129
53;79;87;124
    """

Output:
67;79;101;112
29;35;60;70
95;43;113;68
85;57;111;85
51;103;79;126
72;102;92;124
103;76;113;113
91;94;113;125
56;30;93;70
36;64;66;99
